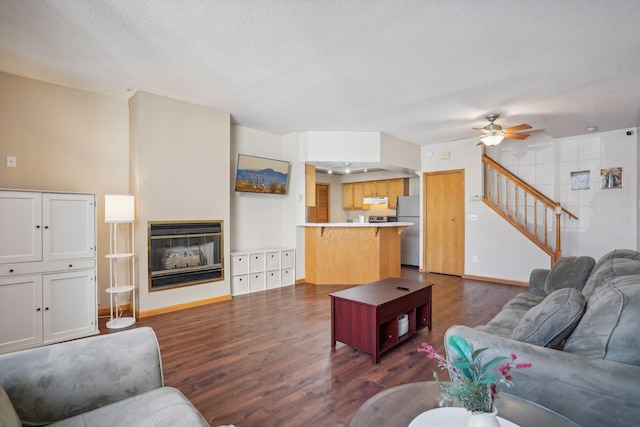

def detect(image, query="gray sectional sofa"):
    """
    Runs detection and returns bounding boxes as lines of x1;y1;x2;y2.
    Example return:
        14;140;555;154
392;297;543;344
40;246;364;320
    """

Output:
446;249;640;427
0;327;210;427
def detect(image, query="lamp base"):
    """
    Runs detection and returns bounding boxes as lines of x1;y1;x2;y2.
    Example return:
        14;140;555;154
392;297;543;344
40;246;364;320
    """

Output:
106;317;136;329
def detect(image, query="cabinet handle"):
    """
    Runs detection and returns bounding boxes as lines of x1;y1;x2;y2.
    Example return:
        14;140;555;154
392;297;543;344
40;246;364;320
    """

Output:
44;226;49;229
36;308;41;312
69;264;73;268
36;225;41;229
45;307;50;311
9;269;14;273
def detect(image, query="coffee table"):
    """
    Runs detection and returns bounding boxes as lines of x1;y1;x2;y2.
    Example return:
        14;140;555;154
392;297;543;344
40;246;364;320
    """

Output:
330;278;432;363
348;381;579;427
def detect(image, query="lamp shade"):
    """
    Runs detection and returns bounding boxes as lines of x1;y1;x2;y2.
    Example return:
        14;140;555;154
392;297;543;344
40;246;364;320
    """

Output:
105;194;135;223
481;132;505;146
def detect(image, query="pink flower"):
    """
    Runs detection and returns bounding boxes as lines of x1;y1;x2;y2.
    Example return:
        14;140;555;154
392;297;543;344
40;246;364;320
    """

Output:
516;363;532;369
505;374;513;381
511;353;517;361
499;363;511;376
417;343;437;358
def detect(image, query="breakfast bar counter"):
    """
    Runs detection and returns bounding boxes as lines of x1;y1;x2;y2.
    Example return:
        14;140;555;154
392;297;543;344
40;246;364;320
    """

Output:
300;222;411;285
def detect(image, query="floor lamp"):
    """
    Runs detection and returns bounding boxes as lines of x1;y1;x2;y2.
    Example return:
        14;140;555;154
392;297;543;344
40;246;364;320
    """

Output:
104;194;136;329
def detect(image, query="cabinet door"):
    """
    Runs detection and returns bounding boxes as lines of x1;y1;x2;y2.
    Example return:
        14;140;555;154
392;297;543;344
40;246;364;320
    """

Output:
281;268;294;286
352;183;364;209
43;193;96;261
266;252;280;270
249;253;265;273
0;191;42;264
42;270;97;343
387;179;408;209
342;183;354;209
0;275;43;352
231;275;249;296
281;250;295;268
266;270;280;289
375;180;388;197
231;254;249;275
249;272;265;292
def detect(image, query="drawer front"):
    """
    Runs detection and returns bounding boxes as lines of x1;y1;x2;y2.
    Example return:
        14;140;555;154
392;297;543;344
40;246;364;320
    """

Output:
266;252;280;270
249;253;266;273
231;275;249;296
249;272;265;292
1;259;96;277
281;268;294;286
231;254;249;275
266;270;280;289
281;250;295;268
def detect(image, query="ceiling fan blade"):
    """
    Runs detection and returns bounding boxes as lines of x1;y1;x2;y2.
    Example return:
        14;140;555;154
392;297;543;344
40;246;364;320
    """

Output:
503;124;532;133
476;141;484;146
473;127;487;132
504;133;530;140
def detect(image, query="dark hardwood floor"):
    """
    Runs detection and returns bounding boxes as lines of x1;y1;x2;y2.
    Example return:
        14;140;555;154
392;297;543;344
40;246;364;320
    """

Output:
99;268;524;427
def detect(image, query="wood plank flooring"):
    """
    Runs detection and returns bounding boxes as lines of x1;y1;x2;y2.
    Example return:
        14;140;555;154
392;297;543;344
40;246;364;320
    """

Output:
99;268;524;427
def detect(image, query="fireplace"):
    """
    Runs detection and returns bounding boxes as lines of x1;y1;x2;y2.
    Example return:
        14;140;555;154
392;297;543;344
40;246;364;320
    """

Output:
148;221;223;291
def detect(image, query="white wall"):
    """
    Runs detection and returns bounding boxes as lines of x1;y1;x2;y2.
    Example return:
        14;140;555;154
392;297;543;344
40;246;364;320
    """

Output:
491;128;638;260
130;91;231;314
231;125;296;251
0;72;129;309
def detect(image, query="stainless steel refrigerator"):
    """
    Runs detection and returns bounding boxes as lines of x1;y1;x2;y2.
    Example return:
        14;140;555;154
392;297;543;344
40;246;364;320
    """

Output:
396;196;420;267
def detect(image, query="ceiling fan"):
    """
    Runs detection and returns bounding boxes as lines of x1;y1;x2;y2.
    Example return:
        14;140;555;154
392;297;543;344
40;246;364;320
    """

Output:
474;114;532;146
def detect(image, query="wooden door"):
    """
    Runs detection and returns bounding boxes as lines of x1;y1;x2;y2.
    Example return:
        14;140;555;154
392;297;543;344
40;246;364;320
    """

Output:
424;170;465;275
308;183;330;223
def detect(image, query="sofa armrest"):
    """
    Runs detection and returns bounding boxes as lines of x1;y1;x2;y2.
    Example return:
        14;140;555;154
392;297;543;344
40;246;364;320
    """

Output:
445;325;640;427
528;268;549;297
0;327;164;425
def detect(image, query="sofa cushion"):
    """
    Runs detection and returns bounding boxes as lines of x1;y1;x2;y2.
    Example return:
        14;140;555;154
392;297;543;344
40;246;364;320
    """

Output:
502;292;545;311
48;387;209;427
544;256;595;295
582;256;640;299
475;308;525;338
511;288;585;348
0;385;21;427
564;275;640;365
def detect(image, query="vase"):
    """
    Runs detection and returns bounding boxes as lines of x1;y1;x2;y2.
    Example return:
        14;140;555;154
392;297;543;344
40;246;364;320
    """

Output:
466;406;500;427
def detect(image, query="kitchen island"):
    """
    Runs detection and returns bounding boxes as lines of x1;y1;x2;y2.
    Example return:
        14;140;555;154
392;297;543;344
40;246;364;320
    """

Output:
300;222;412;285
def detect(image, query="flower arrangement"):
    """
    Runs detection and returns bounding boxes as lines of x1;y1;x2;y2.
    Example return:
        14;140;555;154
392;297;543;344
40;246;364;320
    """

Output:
418;335;532;413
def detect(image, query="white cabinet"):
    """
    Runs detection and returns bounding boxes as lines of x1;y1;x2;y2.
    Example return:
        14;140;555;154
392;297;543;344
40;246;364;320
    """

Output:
230;248;295;296
0;190;97;353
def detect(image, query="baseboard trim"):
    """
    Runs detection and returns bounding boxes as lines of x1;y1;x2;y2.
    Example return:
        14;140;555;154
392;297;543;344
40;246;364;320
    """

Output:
463;274;528;287
138;295;232;318
296;278;305;284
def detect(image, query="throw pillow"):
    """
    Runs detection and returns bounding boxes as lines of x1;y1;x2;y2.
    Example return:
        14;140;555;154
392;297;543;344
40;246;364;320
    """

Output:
0;384;21;427
544;256;595;295
564;275;640;366
582;257;640;299
511;288;585;348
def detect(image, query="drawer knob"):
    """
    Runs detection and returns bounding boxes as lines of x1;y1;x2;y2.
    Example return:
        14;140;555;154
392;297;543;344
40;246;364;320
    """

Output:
69;264;73;268
9;269;14;273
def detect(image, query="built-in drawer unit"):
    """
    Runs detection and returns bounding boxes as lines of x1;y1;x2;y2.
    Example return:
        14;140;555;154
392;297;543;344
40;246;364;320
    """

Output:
230;248;295;296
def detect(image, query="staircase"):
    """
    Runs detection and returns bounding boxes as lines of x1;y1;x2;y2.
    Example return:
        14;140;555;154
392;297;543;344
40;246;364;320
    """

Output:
482;154;577;266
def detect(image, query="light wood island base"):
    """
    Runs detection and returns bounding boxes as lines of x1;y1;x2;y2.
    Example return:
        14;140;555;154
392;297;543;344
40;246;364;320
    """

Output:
302;223;410;285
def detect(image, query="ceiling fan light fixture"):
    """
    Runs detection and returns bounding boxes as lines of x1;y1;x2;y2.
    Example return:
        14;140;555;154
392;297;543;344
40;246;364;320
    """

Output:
481;131;505;146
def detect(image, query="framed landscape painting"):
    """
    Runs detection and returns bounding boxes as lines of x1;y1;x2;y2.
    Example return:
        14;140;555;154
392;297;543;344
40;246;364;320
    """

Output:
234;154;290;195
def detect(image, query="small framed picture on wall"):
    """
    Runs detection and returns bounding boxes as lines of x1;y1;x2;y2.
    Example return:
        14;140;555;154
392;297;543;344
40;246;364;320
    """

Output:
600;167;623;189
570;170;590;190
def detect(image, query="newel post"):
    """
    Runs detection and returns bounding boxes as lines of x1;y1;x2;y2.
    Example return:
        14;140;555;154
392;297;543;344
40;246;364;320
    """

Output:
554;202;562;265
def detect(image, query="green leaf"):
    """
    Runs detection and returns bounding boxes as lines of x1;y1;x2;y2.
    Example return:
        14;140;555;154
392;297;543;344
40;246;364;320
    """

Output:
448;335;473;362
479;356;510;375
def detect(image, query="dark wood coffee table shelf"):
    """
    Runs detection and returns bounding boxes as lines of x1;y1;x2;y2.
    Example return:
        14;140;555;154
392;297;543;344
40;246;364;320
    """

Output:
330;278;432;363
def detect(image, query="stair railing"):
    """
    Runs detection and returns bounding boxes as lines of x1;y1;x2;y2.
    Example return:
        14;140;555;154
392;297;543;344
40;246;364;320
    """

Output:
482;154;577;265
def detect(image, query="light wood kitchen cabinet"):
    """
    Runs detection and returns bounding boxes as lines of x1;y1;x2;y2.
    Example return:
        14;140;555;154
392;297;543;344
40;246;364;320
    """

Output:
342;183;364;210
387;178;410;209
305;164;316;207
363;180;388;197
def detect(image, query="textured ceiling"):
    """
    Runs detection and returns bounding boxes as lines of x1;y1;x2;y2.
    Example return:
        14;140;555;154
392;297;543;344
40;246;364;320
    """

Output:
1;0;640;145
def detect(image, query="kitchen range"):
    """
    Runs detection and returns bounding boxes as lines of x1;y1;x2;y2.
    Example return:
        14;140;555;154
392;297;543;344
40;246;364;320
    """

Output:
368;216;397;223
